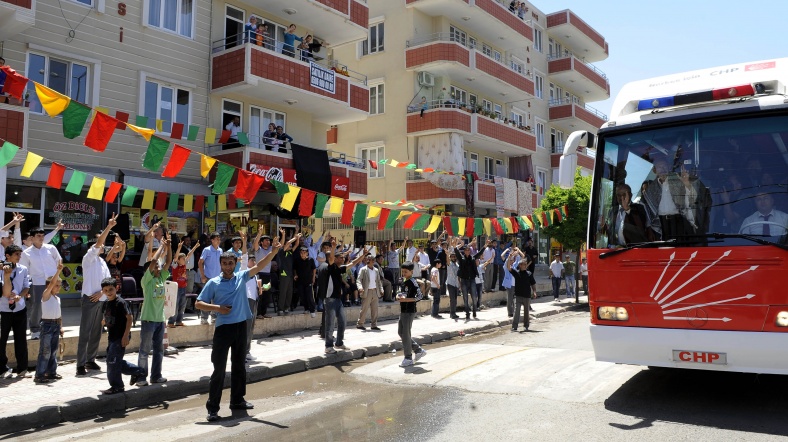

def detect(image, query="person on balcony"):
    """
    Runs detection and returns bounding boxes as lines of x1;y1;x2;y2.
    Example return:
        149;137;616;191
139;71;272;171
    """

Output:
244;17;258;44
223;116;242;150
282;24;303;58
256;24;269;48
0;57;7;104
298;35;314;62
274;126;293;153
263;123;277;151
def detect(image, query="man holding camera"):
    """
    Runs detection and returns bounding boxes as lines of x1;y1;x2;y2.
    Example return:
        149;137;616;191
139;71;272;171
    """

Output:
0;245;30;377
20;227;62;340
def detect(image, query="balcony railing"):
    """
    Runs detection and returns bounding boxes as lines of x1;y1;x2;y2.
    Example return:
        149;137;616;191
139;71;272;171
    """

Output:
491;0;531;22
208;140;368;171
407;170;507;184
548;98;608;121
406;101;534;133
211;34;367;85
547;53;607;80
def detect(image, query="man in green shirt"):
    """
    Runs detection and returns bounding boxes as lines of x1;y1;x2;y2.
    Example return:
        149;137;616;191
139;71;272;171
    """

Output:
135;238;172;387
563;254;576;300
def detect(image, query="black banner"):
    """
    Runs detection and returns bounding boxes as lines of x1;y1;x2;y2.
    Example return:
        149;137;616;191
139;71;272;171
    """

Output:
464;170;476;217
292;145;332;195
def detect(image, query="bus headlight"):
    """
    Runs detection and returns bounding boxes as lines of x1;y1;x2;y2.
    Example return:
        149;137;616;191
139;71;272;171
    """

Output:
598;306;629;321
776;311;788;327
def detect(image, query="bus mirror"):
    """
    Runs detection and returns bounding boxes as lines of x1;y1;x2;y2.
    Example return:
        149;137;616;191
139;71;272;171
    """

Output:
558;130;593;188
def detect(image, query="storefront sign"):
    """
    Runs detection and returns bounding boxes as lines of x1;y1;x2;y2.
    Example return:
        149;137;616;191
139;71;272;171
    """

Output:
249;164;297;191
331;176;349;199
50;200;101;231
310;61;336;94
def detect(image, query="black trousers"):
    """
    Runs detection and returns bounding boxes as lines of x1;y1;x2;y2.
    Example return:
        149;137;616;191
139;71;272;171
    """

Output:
257;273;271;316
206;321;247;413
0;308;28;373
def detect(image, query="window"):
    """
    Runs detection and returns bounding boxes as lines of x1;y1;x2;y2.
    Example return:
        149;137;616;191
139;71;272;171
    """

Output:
496;159;504;177
534;29;543;53
536;122;545;148
493;103;502;119
360;145;384;178
481;44;492;58
223;5;245;49
482;99;492;112
549;83;563;105
510;58;524;74
548;38;563;58
535;74;544;99
26;53;90;115
360;22;384;56
71;0;92;5
536;170;546;195
493;50;502;63
550;128;564;153
148;0;194;38
469;153;478;173
469;94;478;108
450;85;467;105
509;110;525;127
484;157;495;181
449;25;467;47
468;37;477;49
369;83;385;115
143;80;191;133
250;106;285;148
222;99;242;135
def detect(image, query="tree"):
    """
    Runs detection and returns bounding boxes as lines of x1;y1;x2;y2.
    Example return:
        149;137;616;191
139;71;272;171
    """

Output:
537;168;591;301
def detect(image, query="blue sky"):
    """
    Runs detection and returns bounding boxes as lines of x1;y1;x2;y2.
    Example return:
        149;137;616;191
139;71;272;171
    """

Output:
561;0;788;118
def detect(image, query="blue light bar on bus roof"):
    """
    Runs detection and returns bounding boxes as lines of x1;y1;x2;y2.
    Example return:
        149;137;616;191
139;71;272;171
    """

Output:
636;84;757;111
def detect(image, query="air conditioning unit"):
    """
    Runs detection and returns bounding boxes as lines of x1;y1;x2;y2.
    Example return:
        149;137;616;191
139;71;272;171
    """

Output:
418;71;434;87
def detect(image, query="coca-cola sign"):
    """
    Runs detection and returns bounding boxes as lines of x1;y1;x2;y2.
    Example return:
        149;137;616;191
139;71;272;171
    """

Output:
249;164;297;191
331;176;350;198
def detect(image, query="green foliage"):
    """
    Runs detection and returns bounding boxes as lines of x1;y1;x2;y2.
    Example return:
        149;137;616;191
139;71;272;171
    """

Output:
537;168;591;251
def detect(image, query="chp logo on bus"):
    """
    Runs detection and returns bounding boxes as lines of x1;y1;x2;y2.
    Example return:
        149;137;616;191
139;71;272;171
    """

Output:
648;250;757;326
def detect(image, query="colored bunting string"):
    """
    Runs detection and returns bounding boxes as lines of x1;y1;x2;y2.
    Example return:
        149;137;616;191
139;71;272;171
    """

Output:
375;158;474;180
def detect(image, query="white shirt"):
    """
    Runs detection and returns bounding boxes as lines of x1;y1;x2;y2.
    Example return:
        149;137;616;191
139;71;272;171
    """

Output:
82;246;111;301
255;246;273;273
246;274;259;301
475;265;484;284
482;247;495;263
226;121;240;137
139;237;161;267
0;264;30;312
549;260;564;278
367;266;378;289
41;294;61;319
658;179;679;215
430;267;440;288
20;243;62;285
740;209;788;236
405;246;418;262
417;251;430;266
580;263;588;276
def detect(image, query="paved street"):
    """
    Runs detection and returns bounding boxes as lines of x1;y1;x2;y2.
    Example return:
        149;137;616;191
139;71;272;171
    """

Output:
7;309;787;441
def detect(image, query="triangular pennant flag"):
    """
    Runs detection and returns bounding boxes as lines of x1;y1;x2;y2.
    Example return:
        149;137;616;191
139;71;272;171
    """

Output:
135;115;149;128
516;216;528;231
0;66;28;99
506;217;517;234
341;200;356;225
161;144;192;178
403;212;422;229
155;192;168;211
204;127;217;144
369;160;378;170
314;194;329;219
483;218;492;236
466;217;474;238
194;195;205;212
329;197;343;214
554;207;563;222
206;195;216;212
20;152;44;177
128;123;155;141
105;181;123;203
170;123;184;140
187;125;200;141
298;189;316;217
183;194;193;212
155;119;164;133
524;215;534;230
143;137;170;172
368;206;381;219
377;208;390;230
405;164;417;170
425;215;442;233
218;194;227;211
234;170;265;203
61;101;91;139
271;179;289;196
352;203;367;227
34;83;71;117
280;185;300;211
218;130;231;144
115;111;129;130
562;205;569;218
413;213;431;230
211;163;235;194
0;141;20;168
458;217;466;236
65;170;87;195
397;162;409;168
237;132;250;145
168;193;179;212
87;176;106;200
84;111;117;152
389;159;400;167
386;210;400;229
443;216;453;236
47;162;67;189
141;189;155;209
200;155;217;178
121;186;138;206
474;218;484;236
491;218;503;235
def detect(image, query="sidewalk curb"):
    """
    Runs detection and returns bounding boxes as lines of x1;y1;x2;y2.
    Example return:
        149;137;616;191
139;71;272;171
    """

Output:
1;303;588;435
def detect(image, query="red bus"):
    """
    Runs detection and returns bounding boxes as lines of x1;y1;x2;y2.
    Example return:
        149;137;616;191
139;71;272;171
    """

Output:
559;59;788;374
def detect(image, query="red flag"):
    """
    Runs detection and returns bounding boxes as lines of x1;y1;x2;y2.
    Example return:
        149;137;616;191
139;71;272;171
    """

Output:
228;194;237;210
104;181;123;203
403;212;422;229
0;66;28;99
298;189;316;217
161;144;191;178
170;123;184;140
443;216;454;236
554;208;563;222
369;160;378;170
466;217;474;238
341;200;356;225
509;217;520;233
194;195;205;212
233;170;265;203
218;130;231;144
377;208;390;230
115;111;129;130
84;112;118;152
396;162;408;168
47;163;67;189
490;218;504;235
155;192;168;211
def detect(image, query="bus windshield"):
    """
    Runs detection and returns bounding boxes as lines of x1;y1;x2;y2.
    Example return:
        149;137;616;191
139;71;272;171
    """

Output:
592;114;788;249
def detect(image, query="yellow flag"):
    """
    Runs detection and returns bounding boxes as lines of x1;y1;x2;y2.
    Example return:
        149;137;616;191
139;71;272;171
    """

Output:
503;218;513;233
389;159;400;168
281;185;300;211
483;218;492;236
329;197;343;214
156;119;164;132
20;152;44;178
218;194;227;211
368;206;381;219
200;155;217;178
204;128;217;144
458;217;466;236
34;83;70;117
522;215;534;230
141;189;155;209
425;215;442;233
86;176;106;200
398;210;411;220
128;124;155;141
184;194;193;213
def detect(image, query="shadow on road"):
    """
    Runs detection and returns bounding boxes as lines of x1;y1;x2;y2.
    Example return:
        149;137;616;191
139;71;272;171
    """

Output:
604;367;788;436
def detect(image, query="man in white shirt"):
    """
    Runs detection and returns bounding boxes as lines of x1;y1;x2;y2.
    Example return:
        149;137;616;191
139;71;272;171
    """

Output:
482;241;497;292
20;227;62;340
549;254;564;301
75;215;116;376
404;239;417;262
0;213;24;260
224;116;242;148
740;192;788;237
580;258;589;295
356;255;383;331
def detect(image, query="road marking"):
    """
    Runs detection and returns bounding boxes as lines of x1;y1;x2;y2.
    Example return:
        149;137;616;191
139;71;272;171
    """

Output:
45;409;189;442
436;347;533;384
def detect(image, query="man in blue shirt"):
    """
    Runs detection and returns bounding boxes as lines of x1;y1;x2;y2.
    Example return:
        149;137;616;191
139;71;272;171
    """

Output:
196;237;281;422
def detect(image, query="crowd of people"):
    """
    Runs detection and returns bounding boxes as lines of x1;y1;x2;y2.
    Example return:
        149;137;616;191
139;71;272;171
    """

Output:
242;16;326;62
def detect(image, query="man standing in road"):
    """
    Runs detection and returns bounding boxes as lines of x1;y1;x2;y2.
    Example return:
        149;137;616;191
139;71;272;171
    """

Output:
319;239;367;354
549;254;564;301
356;254;383;331
196;238;281;422
136;238;172;387
563;254;576;300
580;257;589;296
20;227;62;340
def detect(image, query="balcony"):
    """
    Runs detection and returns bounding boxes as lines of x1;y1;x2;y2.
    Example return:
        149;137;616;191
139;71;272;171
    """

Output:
0;102;28;166
550;144;596;172
211;39;369;125
547;54;610;102
406;106;536;155
405;0;533;53
546;9;608;63
406;34;534;102
254;0;369;47
0;0;35;40
548;99;607;134
405;173;497;208
208;142;368;197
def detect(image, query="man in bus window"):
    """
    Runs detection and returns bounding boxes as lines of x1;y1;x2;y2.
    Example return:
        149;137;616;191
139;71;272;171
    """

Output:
641;155;711;242
739;192;788;238
602;184;651;246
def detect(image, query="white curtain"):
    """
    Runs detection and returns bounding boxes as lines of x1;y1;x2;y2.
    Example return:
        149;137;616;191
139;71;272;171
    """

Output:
417;133;464;190
503;178;518;213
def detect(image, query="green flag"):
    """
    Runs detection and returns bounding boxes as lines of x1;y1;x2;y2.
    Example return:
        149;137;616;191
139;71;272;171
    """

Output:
450;217;459;235
237;198;245;208
135;115;149;128
271;179;289;196
207;195;216;212
474;218;484;236
0;141;20;167
143;137;170;172
168;193;179;212
62;101;91;139
497;217;507;233
237;132;250;145
65;170;87;195
212;163;234;194
516;216;529;231
121;186;138;206
385;210;400;229
352;203;367;227
186;125;200;141
413;213;430;230
314;194;329;219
